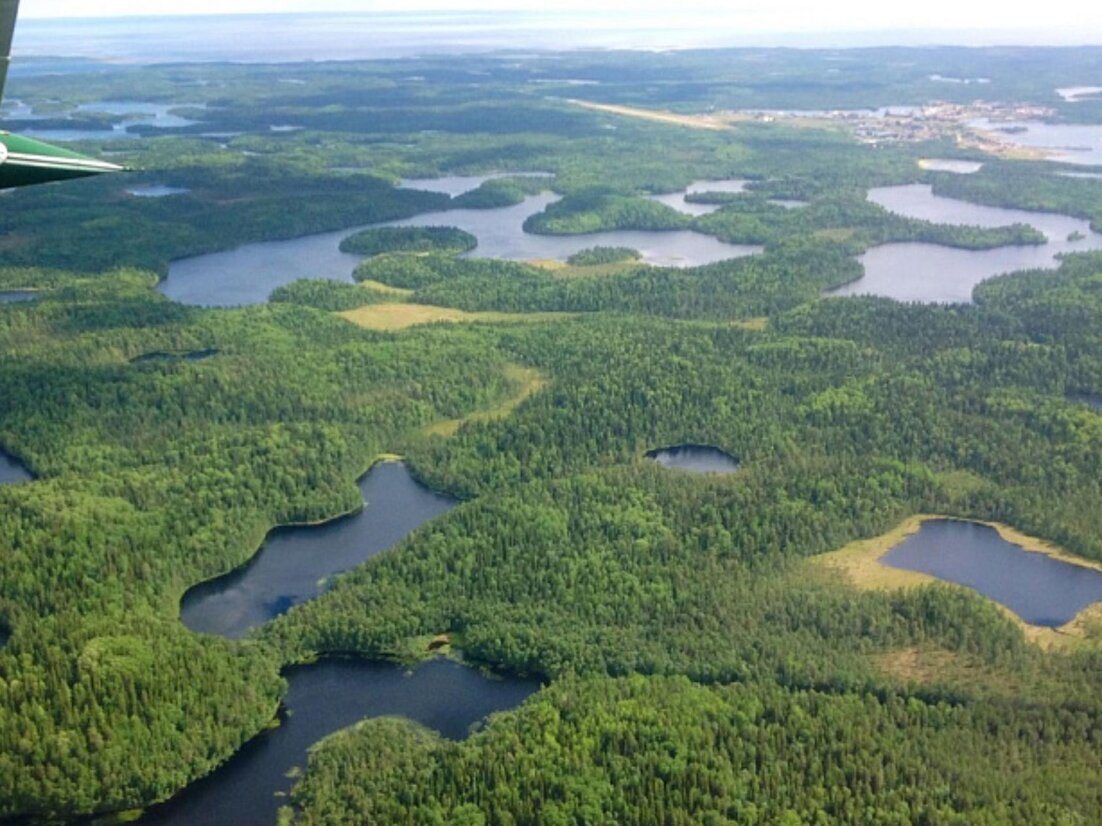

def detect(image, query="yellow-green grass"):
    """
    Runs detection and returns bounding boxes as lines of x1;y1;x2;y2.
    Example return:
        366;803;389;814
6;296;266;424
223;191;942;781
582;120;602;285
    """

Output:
357;279;414;297
527;257;645;279
732;317;769;332
423;364;547;438
812;514;1102;650
339;302;571;332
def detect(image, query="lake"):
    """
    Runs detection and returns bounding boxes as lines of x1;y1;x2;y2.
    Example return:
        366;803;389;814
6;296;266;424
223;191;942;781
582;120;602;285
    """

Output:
127;185;192;198
971;118;1102;166
832;184;1102;303
400;171;552;196
138;658;539;826
647;445;740;474
0;450;32;485
160;187;764;307
14;100;202;142
181;461;455;639
165;459;541;825
648;179;750;217
881;519;1102;627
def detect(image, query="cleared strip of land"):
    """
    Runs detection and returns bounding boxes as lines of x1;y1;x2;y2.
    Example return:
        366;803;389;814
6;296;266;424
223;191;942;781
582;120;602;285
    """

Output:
339;303;571;332
567;99;735;131
423;364;547;438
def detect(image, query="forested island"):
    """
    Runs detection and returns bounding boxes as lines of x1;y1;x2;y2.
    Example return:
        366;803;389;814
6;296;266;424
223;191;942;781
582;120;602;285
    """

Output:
2;41;1102;824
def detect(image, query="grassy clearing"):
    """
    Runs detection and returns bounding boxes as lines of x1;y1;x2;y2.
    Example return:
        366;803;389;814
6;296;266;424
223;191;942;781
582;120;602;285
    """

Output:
339;303;570;332
876;645;1004;687
358;280;414;297
423;364;547;438
732;317;769;331
528;258;644;279
812;514;1102;650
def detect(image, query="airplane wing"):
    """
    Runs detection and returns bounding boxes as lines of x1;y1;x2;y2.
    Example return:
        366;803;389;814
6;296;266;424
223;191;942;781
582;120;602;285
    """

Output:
0;0;18;104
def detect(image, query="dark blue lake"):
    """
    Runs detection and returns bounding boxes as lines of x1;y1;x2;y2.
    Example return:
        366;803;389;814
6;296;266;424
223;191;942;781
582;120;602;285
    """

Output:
0;450;32;485
180;461;455;639
139;658;539;826
881;519;1102;627
647;445;740;474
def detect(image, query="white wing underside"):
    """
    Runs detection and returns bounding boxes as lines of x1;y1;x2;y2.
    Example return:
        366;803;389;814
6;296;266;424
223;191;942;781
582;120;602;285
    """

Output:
0;0;20;105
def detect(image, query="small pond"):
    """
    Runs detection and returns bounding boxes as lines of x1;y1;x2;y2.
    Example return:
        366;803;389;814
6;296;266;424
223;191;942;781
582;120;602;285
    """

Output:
0;291;39;303
881;519;1102;627
0;449;33;485
832;184;1102;303
647;445;740;474
181;461;455;639
1068;392;1102;411
138;658;539;826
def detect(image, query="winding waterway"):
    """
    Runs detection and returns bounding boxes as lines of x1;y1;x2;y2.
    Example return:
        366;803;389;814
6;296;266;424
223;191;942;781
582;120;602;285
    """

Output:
182;461;454;639
647;445;740;474
160;184;763;306
881;519;1102;627
139;658;539;826
832;184;1102;303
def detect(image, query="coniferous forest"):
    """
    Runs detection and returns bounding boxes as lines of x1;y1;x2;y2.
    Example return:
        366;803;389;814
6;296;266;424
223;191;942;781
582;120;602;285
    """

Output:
2;41;1102;824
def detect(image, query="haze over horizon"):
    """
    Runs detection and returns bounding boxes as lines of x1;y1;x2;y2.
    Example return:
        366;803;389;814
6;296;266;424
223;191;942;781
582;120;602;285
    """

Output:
13;2;1102;48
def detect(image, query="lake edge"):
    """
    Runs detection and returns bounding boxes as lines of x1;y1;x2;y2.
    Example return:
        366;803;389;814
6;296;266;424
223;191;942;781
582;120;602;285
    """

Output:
812;513;1102;646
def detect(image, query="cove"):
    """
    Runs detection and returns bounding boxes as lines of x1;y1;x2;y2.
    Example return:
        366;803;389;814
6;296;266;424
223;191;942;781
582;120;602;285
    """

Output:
647;445;740;474
648;179;750;217
881;519;1102;627
138;658;540;826
181;461;455;639
832;184;1102;303
160;187;763;307
0;449;32;486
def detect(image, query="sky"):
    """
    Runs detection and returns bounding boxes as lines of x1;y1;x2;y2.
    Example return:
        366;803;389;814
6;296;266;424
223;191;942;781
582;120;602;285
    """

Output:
16;1;1102;33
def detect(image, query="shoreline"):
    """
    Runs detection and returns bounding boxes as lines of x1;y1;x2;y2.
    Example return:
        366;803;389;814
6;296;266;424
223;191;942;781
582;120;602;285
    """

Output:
813;513;1102;649
172;452;409;620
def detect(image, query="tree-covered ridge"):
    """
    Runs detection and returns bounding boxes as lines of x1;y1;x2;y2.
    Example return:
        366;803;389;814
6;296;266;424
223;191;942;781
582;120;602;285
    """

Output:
289;675;1102;825
566;246;642;266
338;225;478;257
0;267;531;816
